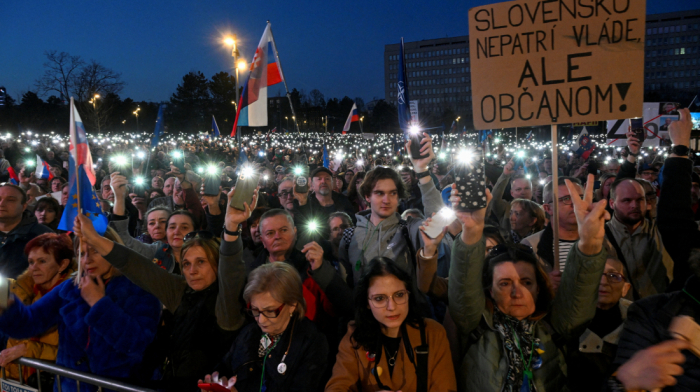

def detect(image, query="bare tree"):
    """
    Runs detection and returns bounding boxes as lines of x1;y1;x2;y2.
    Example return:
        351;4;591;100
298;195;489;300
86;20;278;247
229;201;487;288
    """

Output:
73;60;125;102
35;51;84;102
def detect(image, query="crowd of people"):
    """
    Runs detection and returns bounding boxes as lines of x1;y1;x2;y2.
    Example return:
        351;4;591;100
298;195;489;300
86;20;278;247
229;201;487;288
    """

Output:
0;108;698;392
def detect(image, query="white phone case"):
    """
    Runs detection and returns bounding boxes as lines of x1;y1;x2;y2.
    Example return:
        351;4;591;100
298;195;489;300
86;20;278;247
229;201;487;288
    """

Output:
422;209;456;239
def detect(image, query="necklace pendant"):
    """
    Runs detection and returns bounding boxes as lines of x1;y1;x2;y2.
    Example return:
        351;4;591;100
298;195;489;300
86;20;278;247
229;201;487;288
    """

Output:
388;357;395;366
277;362;287;374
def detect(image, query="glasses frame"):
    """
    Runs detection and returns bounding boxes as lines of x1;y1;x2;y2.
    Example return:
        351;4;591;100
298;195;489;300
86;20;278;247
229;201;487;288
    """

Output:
245;303;286;318
183;230;216;242
602;272;626;284
368;290;411;308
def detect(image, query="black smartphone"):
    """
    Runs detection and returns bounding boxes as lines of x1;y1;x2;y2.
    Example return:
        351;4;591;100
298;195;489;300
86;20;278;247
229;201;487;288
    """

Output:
630;118;645;141
409;131;430;160
204;168;221;196
133;177;147;196
294;165;309;194
171;150;186;173
454;148;487;211
230;168;259;211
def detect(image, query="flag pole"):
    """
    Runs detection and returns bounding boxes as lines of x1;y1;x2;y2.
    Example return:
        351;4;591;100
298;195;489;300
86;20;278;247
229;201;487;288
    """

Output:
71;98;83;287
550;124;560;273
267;21;303;144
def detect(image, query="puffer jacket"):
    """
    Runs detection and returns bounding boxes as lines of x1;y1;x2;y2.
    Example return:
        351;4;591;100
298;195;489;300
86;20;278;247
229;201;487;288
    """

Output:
448;236;606;392
0;211;53;279
339;179;445;286
4;266;75;382
0;275;161;392
612;275;700;391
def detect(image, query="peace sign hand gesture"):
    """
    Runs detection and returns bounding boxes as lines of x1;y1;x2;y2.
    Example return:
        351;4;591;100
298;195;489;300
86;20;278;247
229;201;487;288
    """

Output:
565;174;610;256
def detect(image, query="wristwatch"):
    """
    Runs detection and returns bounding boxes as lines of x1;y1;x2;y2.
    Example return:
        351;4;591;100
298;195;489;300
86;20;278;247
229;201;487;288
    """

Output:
223;224;243;237
671;145;690;156
415;170;430;179
624;146;640;157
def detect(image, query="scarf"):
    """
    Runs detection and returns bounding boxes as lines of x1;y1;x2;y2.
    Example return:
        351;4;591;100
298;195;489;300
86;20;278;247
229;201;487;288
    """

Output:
493;307;539;392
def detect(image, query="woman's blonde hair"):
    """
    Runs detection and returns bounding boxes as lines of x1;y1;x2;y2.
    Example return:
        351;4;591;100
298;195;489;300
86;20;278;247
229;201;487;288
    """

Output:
243;262;306;319
181;237;220;274
73;227;125;278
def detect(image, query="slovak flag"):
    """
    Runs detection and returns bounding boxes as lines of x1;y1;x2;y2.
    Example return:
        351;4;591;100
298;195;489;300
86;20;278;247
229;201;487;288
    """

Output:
35;155;53;180
232;23;285;136
342;103;359;134
69;99;96;186
572;127;596;159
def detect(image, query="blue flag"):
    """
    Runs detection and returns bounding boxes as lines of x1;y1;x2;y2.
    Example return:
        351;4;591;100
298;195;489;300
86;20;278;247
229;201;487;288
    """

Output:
397;37;411;133
212;115;221;137
151;104;167;149
58;156;108;235
323;145;330;168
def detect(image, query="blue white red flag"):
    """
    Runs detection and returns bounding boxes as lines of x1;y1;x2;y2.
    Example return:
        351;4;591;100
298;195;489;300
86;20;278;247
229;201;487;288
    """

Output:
7;167;19;185
232;23;285;136
151;104;166;149
572;127;596;159
35;155;53;180
69;99;96;186
342;103;359;134
525;130;533;141
323;146;330;168
212;115;220;137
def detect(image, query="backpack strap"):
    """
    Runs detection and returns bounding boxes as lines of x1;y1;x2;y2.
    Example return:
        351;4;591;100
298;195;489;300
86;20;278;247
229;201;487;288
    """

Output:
464;316;490;352
414;320;429;392
399;219;416;264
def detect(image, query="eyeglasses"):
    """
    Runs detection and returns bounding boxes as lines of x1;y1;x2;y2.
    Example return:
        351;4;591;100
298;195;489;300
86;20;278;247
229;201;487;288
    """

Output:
278;190;293;199
603;272;626;283
245;303;286;318
488;243;535;257
183;230;216;242
555;195;574;205
368;290;410;308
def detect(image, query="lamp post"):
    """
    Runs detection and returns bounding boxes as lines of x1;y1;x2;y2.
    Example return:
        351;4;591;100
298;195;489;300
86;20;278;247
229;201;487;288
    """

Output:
89;94;101;132
225;36;247;142
133;107;141;133
285;116;289;130
360;116;365;133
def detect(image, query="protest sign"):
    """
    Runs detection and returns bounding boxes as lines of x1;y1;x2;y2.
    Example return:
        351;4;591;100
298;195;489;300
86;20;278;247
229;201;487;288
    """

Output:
606;102;679;147
469;0;646;130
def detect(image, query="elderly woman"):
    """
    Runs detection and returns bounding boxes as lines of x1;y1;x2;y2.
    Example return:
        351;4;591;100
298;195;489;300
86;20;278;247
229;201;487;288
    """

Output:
0;233;75;387
448;175;608;392
74;187;255;391
201;262;329;392
509;199;545;243
326;257;457;391
0;228;161;392
34;197;62;232
135;206;171;244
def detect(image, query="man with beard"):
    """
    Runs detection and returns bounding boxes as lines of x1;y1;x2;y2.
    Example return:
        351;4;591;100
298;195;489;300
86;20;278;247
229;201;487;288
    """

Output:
292;167;355;240
605;179;673;299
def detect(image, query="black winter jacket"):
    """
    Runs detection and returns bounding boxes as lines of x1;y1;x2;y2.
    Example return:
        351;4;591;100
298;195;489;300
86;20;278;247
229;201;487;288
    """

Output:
613;276;700;391
0;211;53;279
214;316;329;392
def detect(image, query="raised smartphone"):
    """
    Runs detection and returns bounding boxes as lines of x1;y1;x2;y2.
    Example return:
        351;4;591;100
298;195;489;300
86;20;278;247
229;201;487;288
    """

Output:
203;172;221;196
409;131;430;160
171;151;186;173
454;148;487;211
630;118;645;141
422;207;457;239
229;169;259;211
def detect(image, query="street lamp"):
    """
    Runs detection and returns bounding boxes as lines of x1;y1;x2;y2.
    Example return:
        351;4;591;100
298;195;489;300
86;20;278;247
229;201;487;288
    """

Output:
122;120;126;132
285;116;289;130
360;116;365;133
456;116;461;122
225;35;243;140
89;94;101;132
133;107;141;133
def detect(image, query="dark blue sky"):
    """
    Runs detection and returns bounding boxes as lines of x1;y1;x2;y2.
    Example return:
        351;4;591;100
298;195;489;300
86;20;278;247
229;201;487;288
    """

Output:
3;0;698;104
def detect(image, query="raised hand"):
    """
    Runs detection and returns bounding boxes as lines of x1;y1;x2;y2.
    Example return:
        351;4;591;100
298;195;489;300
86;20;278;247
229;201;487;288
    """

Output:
224;187;259;237
565;174;610;255
199;372;238;392
301;241;324;270
450;183;492;245
669;108;692;148
110;172;128;199
419;213;448;257
625;131;641;156
406;132;436;173
503;158;516;176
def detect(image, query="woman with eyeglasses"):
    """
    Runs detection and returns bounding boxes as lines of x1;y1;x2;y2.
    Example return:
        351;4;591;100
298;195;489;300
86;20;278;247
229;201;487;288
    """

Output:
448;175;608;392
325;257;457;391
109;172;196;274
0;227;161;392
73;187;257;391
566;256;632;392
200;261;330;392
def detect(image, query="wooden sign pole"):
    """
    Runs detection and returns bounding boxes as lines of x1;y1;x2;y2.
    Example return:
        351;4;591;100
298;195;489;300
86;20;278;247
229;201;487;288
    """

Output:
550;124;560;273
